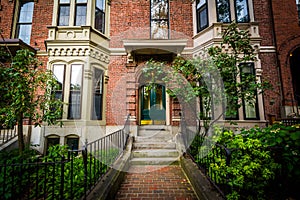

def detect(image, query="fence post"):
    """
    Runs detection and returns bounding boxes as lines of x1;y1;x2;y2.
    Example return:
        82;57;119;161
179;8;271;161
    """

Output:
60;155;65;200
82;142;88;200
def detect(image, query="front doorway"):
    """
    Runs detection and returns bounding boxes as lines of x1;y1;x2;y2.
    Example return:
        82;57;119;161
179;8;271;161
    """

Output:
140;84;166;125
290;47;300;109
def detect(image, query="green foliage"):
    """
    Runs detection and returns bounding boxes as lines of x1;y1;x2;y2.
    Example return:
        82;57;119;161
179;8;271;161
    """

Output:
191;124;300;199
0;49;64;153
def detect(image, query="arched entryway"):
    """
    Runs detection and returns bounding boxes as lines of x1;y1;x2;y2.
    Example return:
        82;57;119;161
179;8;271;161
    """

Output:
290;47;300;108
140;84;166;125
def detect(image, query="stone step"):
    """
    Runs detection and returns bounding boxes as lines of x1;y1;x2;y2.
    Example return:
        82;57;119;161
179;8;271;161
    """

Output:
138;130;171;137
130;157;179;165
133;142;176;149
139;125;167;131
135;135;174;142
132;149;179;158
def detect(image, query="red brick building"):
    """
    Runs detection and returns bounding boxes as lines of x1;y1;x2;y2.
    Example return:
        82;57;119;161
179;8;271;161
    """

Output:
0;0;299;153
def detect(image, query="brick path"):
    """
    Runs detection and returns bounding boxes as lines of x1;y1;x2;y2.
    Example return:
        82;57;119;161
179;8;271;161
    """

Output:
114;165;198;200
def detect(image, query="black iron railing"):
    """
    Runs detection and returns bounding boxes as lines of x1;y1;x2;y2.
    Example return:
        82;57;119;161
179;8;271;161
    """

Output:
0;114;131;200
0;125;17;146
82;114;130;198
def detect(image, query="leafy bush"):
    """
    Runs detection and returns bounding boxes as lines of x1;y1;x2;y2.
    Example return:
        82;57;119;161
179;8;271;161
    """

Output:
190;123;300;199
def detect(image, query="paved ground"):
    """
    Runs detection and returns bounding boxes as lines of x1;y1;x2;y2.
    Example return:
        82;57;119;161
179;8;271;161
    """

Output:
114;165;198;200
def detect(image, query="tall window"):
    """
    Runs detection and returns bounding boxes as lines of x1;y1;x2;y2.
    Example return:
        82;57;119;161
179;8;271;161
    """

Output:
297;0;300;21
95;0;106;33
240;63;258;119
58;0;70;26
216;0;231;23
91;68;104;120
235;0;249;23
196;0;208;32
16;1;34;44
68;65;83;119
150;0;169;39
53;64;65;101
75;0;87;26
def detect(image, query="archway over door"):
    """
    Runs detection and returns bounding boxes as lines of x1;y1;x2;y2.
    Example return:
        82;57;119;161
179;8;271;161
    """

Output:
290;47;300;108
140;84;166;125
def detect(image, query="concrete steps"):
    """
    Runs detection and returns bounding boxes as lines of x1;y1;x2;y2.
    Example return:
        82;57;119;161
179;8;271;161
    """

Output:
130;126;179;165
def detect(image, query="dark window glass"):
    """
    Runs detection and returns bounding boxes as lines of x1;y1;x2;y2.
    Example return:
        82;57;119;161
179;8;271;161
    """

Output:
240;63;258;119
196;0;208;32
16;1;34;44
151;0;169;39
235;0;250;23
58;0;70;26
66;137;79;150
75;0;87;26
92;68;104;120
95;0;105;33
216;0;231;23
46;136;60;153
68;65;82;119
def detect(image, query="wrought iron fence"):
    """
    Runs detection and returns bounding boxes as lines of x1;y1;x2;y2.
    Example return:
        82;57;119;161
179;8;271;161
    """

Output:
0;114;130;199
181;124;231;199
0;125;17;146
82;114;130;198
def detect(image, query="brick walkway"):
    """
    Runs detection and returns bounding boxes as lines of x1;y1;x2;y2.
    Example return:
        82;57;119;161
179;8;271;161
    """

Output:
114;165;198;200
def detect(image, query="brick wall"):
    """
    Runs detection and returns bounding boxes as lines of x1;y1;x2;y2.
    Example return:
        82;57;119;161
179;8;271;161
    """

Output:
108;0;194;125
271;0;300;109
0;0;52;51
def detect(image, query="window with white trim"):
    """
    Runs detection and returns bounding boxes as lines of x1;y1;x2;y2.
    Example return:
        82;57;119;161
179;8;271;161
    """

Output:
240;63;259;119
196;0;208;32
75;0;87;26
68;64;83;119
16;1;34;44
216;0;231;23
91;67;104;120
52;64;83;120
95;0;106;33
58;0;70;26
235;0;250;23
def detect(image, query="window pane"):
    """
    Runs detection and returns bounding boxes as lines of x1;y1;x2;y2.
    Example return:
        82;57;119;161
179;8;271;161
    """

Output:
17;24;32;44
76;0;87;3
297;0;300;21
92;68;103;120
95;9;105;33
53;65;65;101
196;0;208;32
66;137;79;150
240;63;258;119
75;5;87;26
216;0;231;23
96;0;105;10
60;0;70;3
68;65;82;119
150;0;169;39
59;5;70;26
235;0;249;23
151;20;169;39
19;2;34;23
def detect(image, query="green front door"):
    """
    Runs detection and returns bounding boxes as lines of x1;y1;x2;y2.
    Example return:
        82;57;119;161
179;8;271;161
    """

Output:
141;84;166;125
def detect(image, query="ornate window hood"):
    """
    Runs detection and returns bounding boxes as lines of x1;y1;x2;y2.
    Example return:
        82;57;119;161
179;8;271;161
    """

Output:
123;39;188;55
